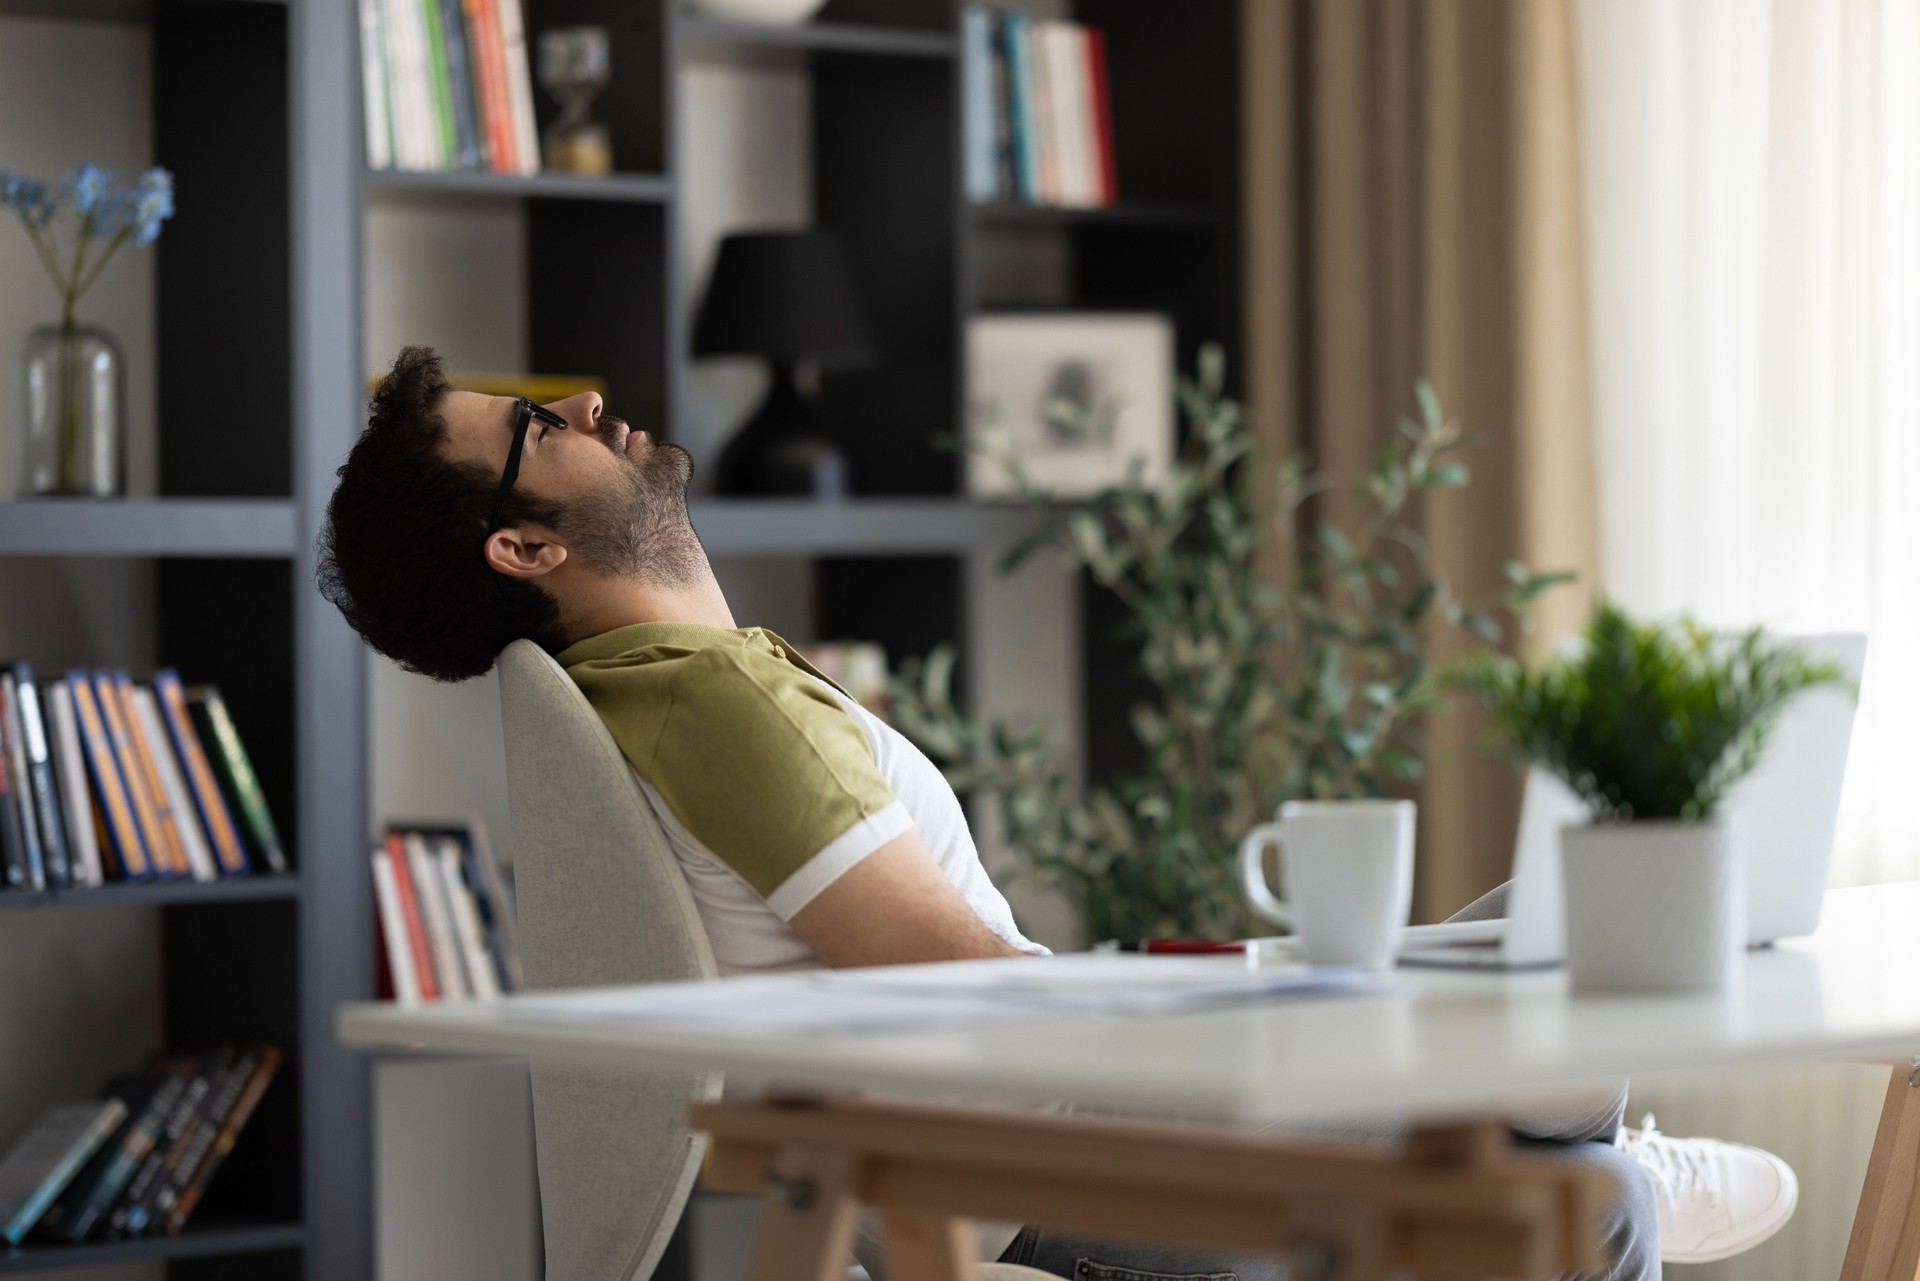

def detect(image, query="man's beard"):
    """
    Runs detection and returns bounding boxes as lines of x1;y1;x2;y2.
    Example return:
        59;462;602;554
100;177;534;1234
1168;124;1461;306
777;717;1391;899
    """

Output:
552;415;705;586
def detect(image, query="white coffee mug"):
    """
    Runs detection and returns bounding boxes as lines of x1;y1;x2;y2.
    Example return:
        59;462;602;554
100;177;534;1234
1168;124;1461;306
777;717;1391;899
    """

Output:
1237;799;1416;968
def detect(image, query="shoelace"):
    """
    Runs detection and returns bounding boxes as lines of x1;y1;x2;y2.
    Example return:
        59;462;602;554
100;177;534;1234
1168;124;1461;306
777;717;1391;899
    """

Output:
1617;1113;1724;1213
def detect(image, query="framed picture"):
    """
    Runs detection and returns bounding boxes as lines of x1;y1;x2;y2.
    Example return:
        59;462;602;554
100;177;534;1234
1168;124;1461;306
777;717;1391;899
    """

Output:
966;313;1175;499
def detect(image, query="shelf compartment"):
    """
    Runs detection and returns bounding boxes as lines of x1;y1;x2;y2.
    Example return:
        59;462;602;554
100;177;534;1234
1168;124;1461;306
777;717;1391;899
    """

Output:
687;499;1041;556
365;169;674;204
0;1220;305;1274
0;499;297;558
681;16;957;61
0;875;301;913
973;201;1223;230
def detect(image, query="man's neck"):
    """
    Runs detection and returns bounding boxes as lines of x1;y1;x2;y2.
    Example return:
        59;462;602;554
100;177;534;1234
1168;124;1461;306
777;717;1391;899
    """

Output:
560;564;736;644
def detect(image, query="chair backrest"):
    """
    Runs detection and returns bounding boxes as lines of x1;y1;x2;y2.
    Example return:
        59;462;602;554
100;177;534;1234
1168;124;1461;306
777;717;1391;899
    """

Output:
495;639;720;1281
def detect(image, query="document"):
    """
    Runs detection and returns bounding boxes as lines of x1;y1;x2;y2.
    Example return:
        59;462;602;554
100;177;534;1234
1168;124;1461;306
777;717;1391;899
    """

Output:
509;954;1384;1038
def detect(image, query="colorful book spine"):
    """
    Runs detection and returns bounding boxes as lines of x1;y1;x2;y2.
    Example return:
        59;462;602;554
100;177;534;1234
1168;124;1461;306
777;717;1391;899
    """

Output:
438;834;498;999
0;1100;129;1245
963;7;1000;203
436;0;485;168
38;1069;186;1243
464;0;517;173
0;674;46;890
1084;26;1117;205
372;846;423;1004
109;673;189;878
46;682;103;888
496;0;541;175
359;0;395;169
466;820;522;990
66;672;150;881
130;688;217;882
147;1051;250;1233
113;1052;222;1237
1002;12;1040;203
9;666;71;890
1047;23;1095;207
92;674;175;879
418;0;458;167
154;672;248;877
384;831;441;1001
162;1046;281;1235
187;687;289;875
0;678;27;889
406;831;469;999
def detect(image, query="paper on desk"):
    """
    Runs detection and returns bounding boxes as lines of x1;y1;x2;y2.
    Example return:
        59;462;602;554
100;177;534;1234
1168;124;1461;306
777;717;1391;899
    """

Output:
509;954;1384;1037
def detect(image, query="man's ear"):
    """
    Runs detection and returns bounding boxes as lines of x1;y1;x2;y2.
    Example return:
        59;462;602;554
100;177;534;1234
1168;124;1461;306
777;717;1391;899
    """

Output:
483;526;568;580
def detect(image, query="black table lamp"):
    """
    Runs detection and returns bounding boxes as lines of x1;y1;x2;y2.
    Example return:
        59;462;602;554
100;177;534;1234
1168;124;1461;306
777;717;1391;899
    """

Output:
692;230;876;497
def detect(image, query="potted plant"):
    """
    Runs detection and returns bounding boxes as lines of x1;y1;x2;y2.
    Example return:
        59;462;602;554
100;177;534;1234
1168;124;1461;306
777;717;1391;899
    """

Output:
890;346;1568;942
1450;605;1850;991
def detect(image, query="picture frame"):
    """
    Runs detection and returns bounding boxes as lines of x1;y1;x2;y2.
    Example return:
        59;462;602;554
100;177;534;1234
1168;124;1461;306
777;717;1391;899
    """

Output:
965;312;1175;499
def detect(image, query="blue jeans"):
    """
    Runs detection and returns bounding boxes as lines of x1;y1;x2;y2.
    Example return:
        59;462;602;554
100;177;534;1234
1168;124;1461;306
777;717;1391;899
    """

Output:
995;1088;1657;1281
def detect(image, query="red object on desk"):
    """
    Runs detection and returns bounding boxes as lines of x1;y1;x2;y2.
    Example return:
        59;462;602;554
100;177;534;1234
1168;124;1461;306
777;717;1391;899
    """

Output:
1116;939;1247;955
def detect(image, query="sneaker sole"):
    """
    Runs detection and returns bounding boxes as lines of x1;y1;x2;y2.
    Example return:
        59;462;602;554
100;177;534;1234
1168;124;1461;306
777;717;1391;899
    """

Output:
1661;1151;1799;1265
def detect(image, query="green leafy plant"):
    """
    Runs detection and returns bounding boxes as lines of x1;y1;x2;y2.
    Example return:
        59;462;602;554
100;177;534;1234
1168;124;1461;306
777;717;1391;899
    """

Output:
890;346;1569;941
1448;603;1851;822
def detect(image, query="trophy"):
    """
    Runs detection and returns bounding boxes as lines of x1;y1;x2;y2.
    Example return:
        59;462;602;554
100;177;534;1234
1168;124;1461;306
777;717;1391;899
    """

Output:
538;27;613;176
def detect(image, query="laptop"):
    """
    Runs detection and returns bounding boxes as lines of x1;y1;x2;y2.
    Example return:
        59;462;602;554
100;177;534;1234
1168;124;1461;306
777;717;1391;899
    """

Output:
1397;633;1867;970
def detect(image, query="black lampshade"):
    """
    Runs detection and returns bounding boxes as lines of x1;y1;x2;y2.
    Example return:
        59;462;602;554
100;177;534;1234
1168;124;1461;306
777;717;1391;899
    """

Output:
692;230;876;368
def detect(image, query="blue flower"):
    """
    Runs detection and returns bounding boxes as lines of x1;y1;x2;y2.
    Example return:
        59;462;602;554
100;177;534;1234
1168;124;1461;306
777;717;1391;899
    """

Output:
128;167;174;246
61;164;114;218
0;171;56;227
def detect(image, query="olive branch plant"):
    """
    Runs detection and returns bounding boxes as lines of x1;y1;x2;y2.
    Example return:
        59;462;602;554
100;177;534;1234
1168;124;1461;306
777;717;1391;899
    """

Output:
889;346;1572;941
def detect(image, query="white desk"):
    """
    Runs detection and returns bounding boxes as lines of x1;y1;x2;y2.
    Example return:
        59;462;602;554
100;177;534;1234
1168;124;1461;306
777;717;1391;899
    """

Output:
337;884;1920;1281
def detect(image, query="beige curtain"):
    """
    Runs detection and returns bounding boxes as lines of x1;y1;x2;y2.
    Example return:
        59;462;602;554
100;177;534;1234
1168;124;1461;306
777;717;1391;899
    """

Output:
1240;0;1598;921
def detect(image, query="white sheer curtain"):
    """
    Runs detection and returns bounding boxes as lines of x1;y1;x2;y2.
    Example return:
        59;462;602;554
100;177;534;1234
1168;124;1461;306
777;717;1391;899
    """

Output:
1576;0;1920;886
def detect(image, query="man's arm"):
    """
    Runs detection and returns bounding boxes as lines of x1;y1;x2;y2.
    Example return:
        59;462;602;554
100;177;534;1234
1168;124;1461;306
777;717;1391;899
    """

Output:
787;828;1028;967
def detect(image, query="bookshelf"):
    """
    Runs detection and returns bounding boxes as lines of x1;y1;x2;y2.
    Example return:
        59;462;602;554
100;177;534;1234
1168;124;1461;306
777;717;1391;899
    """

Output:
0;0;1236;1277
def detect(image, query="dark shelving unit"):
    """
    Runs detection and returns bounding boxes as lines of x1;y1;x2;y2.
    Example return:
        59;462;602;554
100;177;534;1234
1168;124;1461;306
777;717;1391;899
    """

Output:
0;1223;306;1275
0;875;303;912
364;168;674;203
0;499;298;557
681;15;958;59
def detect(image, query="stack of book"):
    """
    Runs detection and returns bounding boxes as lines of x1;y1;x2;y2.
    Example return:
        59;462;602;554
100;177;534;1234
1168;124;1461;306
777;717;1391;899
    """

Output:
371;823;523;1006
0;1046;282;1246
963;6;1117;209
358;0;542;175
0;666;285;894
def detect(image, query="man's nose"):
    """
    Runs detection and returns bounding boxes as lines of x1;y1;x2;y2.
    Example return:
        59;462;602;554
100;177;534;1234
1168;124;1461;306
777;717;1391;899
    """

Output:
550;391;602;434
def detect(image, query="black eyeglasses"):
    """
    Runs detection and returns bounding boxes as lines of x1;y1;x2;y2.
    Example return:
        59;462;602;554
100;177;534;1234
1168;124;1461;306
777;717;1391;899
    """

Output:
487;397;569;534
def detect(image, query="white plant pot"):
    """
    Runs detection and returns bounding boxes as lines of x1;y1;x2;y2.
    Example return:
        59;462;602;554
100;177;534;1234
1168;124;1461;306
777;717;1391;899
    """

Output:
688;0;830;24
1560;820;1745;993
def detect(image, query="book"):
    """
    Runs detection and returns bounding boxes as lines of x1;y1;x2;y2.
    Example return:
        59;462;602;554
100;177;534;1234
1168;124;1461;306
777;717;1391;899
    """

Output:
496;0;541;176
1002;11;1040;203
0;680;26;889
130;687;217;882
111;674;191;878
36;1069;187;1243
406;831;469;999
1084;26;1117;205
141;1049;246;1236
383;831;441;1001
466;820;522;990
988;12;1017;202
93;673;178;879
0;1100;128;1245
455;826;517;993
372;846;424;1004
418;0;458;167
112;1051;224;1237
0;674;45;890
359;0;395;169
465;0;516;173
437;0;485;169
66;672;151;881
963;7;1000;203
46;682;104;888
154;671;249;877
1046;23;1095;207
162;1045;281;1235
187;687;289;875
437;833;498;1000
7;666;71;890
384;0;438;170
1026;20;1062;204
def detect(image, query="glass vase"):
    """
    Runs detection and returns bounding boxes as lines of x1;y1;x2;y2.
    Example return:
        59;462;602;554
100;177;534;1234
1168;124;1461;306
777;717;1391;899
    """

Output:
18;321;125;498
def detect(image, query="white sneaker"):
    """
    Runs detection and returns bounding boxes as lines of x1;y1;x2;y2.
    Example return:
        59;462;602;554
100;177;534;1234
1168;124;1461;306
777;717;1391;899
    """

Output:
1616;1113;1799;1264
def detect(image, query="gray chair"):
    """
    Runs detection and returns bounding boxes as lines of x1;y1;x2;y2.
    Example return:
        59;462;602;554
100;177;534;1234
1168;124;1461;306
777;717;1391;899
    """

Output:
497;639;720;1281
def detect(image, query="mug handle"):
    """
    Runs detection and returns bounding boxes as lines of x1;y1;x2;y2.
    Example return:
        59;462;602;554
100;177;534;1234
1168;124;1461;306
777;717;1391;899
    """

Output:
1238;822;1295;928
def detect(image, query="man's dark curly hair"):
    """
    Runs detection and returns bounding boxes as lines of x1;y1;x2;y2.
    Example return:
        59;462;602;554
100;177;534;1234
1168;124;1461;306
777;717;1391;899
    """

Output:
317;346;565;682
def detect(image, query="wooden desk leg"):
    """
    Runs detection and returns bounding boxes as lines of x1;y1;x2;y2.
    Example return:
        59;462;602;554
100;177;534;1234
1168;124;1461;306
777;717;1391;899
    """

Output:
883;1210;981;1281
1843;1060;1920;1281
746;1145;864;1281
